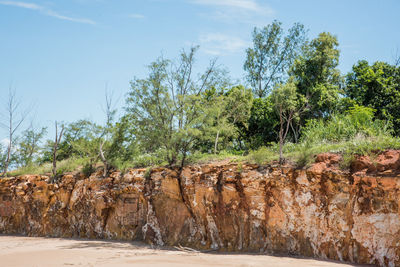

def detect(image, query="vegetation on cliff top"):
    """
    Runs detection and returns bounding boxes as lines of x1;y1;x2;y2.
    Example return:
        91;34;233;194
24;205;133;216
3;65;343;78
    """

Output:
2;20;400;178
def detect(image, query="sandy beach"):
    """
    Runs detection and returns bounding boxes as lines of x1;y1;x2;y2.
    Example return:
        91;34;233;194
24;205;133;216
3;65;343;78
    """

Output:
0;235;361;267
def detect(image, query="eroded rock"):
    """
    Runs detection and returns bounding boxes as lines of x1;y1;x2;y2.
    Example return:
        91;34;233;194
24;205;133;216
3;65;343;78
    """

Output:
1;156;399;266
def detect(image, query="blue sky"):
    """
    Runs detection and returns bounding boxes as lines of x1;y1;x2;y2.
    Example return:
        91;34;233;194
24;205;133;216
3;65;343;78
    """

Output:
1;0;400;139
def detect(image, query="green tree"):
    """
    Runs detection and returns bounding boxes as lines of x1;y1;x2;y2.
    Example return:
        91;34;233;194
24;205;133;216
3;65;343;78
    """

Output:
237;97;279;149
291;32;342;115
345;60;400;135
289;32;342;139
15;126;47;167
244;20;306;98
126;46;227;167
271;80;308;163
201;85;253;153
106;114;139;167
301;105;391;143
40;120;102;166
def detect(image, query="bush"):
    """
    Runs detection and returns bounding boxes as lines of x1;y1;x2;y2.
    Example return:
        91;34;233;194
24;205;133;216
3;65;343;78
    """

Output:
248;146;277;165
301;105;391;143
82;162;95;177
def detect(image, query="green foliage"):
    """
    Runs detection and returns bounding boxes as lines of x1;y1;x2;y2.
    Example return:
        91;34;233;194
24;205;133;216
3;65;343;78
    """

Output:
301;105;390;143
14;126;47;167
248;146;277;165
239;97;279;149
56;157;89;175
271;80;305;116
126;46;228;167
244;20;306;98
271;79;308;162
290;32;342;119
144;167;152;179
9;163;51;176
199;85;253;153
236;162;243;173
82;162;95;177
107;115;138;167
7;28;400;176
245;104;400;168
345;60;400;135
40;120;102;164
10;157;89;176
187;150;244;165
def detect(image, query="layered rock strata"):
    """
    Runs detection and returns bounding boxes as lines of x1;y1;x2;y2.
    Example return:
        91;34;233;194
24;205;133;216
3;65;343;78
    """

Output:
1;151;400;266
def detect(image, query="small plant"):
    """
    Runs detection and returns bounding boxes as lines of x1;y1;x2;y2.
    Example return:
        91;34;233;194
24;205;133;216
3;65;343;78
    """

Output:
248;146;277;165
144;167;152;179
340;153;355;170
236;162;243;173
82;162;95;177
295;142;314;168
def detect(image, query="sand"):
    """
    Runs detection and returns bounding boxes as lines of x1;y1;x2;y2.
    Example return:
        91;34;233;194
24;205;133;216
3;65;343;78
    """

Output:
0;235;360;267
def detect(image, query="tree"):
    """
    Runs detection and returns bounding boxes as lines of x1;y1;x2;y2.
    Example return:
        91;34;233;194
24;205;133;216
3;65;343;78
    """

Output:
126;46;227;167
0;88;29;176
65;120;102;173
106;114;139;166
244;20;306;98
200;85;253;153
98;89;117;177
15;125;47;167
290;32;342;118
345;60;400;135
271;80;308;164
237;96;279;149
288;32;342;141
51;121;64;182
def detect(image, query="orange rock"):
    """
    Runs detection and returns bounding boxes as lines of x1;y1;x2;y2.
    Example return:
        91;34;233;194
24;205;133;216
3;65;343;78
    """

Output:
350;155;376;173
1;154;400;266
315;153;341;165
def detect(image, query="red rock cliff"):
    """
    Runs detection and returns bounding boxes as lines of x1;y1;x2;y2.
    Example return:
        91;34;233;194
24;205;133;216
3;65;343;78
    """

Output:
1;151;400;266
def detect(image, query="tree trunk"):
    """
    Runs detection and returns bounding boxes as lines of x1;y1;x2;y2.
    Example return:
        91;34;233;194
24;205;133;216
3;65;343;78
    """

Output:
1;114;13;177
99;140;108;178
214;130;220;154
52;141;57;180
1;144;11;177
51;122;64;183
279;126;284;164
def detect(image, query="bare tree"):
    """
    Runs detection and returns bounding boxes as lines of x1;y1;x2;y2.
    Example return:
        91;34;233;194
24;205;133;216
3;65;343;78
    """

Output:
51;121;64;182
99;88;117;177
0;88;28;176
394;48;400;67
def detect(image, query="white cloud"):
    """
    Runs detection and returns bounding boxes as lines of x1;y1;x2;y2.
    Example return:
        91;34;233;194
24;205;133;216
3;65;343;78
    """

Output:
128;13;145;19
189;0;275;24
199;33;249;55
0;1;96;24
191;0;271;13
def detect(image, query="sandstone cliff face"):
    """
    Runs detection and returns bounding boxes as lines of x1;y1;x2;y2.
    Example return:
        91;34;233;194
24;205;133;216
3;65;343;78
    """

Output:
1;151;400;266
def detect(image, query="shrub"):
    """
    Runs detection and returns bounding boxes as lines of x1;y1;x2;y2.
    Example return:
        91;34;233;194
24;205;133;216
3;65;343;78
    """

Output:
82;162;95;177
248;146;277;165
301;105;391;144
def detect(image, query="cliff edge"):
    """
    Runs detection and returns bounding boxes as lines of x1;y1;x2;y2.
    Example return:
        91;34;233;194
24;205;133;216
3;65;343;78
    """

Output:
1;151;400;266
